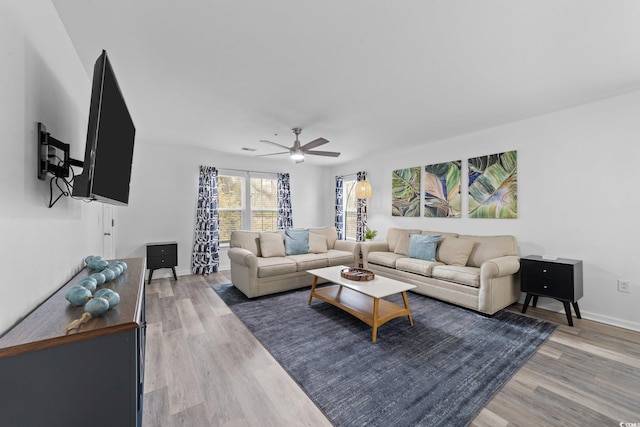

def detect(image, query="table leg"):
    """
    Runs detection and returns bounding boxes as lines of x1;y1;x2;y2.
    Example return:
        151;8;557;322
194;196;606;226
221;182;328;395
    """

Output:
372;298;380;342
562;301;574;326
307;276;318;305
401;291;414;326
521;293;533;313
572;302;582;319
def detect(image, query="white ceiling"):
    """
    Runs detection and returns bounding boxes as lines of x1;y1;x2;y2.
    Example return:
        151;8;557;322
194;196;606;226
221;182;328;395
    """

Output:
51;0;640;165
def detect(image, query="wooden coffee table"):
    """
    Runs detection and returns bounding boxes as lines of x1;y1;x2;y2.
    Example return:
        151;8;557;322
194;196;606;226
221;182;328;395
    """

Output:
307;265;416;342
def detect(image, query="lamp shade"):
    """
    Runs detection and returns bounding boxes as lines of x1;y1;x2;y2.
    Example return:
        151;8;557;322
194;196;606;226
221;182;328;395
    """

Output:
355;179;372;199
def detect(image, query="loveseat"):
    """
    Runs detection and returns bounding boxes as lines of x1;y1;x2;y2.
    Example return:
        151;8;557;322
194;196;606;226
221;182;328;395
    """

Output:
361;228;520;315
228;226;360;298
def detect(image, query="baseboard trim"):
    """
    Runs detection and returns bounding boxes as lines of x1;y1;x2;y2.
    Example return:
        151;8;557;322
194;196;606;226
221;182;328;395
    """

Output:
517;296;640;332
579;311;640;332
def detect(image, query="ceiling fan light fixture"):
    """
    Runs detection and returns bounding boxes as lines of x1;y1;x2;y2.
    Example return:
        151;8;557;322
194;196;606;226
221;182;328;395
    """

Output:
290;148;304;161
257;128;339;162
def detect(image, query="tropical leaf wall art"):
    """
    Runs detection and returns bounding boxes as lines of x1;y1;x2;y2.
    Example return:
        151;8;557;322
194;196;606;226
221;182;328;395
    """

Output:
392;166;421;217
424;161;461;218
468;150;518;218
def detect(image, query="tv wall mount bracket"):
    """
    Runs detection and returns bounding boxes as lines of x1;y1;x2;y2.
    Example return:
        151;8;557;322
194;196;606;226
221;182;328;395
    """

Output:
37;122;83;180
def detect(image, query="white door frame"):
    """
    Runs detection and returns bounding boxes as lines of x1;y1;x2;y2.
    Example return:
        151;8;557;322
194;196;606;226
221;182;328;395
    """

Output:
102;204;116;259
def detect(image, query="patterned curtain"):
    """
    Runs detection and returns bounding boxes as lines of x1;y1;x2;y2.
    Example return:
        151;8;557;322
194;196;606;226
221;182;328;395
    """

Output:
277;173;293;229
191;166;219;274
335;176;344;240
356;171;368;242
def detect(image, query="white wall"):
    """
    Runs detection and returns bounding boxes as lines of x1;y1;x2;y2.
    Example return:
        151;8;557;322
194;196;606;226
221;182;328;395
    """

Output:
118;91;640;331
331;90;640;331
116;143;329;275
0;1;103;335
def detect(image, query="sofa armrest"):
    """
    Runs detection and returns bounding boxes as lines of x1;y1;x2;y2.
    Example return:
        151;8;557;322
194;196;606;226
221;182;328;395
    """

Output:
480;255;520;279
228;247;260;298
334;240;359;253
228;247;258;269
361;241;389;256
478;255;521;315
361;241;391;268
334;240;361;267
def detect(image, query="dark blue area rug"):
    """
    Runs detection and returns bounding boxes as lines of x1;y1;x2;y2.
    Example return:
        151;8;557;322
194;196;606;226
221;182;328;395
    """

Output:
212;284;557;427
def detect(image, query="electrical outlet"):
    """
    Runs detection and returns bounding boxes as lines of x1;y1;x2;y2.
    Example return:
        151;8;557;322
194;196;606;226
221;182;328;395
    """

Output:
617;280;631;293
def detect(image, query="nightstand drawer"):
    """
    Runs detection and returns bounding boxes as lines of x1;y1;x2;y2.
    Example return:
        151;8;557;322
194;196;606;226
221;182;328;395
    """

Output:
147;254;177;269
520;259;572;282
147;244;177;257
521;276;574;300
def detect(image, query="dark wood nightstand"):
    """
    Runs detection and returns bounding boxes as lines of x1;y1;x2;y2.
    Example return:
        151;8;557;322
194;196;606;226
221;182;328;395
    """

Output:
146;242;178;284
520;255;583;326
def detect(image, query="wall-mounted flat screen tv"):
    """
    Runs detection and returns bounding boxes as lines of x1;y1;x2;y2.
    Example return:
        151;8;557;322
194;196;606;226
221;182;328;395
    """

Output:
72;50;135;206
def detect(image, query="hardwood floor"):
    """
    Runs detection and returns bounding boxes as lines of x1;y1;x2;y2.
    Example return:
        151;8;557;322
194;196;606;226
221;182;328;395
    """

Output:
143;272;640;426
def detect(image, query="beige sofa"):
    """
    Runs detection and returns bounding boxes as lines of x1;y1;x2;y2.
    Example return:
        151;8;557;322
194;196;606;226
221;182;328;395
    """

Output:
361;228;520;315
228;226;360;298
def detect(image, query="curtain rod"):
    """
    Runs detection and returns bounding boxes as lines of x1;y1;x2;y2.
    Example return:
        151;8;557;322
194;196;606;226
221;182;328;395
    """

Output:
218;167;281;175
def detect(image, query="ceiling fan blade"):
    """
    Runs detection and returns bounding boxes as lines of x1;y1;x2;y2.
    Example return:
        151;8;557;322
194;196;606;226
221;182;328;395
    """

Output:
305;150;341;157
301;137;329;151
260;140;291;150
254;152;289;157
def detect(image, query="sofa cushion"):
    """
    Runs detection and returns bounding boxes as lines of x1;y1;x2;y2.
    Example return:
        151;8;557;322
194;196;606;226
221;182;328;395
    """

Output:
256;256;297;278
437;237;475;266
309;232;328;253
387;228;423;253
396;258;444;277
458;235;518;267
326;249;355;267
287;253;328;271
431;265;481;288
231;231;262;257
284;229;309;255
309;226;339;250
259;232;286;258
394;233;411;256
408;234;440;261
367;251;406;268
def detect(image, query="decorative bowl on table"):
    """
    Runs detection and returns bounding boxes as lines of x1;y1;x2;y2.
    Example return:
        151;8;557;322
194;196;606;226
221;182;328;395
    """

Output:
340;268;375;281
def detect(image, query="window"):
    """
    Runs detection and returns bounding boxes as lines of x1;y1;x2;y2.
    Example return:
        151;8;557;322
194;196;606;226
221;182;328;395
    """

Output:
343;179;357;240
218;172;278;243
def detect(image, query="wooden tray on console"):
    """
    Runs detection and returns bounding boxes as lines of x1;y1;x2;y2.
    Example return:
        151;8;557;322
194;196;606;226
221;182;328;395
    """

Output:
340;268;375;281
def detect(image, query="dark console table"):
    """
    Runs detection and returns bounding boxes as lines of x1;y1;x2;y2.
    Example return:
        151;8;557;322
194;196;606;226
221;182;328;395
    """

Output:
520;255;583;326
0;257;146;427
146;241;178;284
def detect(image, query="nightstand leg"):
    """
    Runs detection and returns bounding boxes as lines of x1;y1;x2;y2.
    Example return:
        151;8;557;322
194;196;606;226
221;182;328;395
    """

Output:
522;293;533;313
532;295;539;307
562;301;574;326
572;302;581;319
148;269;154;284
171;267;178;280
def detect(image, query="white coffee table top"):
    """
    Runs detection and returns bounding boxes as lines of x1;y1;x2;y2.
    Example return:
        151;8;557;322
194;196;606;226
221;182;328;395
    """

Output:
307;265;416;299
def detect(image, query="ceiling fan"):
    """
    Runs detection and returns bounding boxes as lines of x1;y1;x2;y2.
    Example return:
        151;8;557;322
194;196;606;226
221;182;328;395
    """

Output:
256;128;340;163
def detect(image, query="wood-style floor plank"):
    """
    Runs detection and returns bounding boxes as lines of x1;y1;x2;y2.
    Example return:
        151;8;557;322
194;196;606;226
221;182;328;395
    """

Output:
142;272;640;427
142;274;331;427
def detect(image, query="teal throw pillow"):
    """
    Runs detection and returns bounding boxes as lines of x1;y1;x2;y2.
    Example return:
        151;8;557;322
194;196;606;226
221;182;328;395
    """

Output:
284;229;310;255
408;234;440;261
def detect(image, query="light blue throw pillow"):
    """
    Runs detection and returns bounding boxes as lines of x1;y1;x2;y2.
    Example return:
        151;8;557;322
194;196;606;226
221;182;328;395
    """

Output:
408;234;440;261
284;229;310;255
